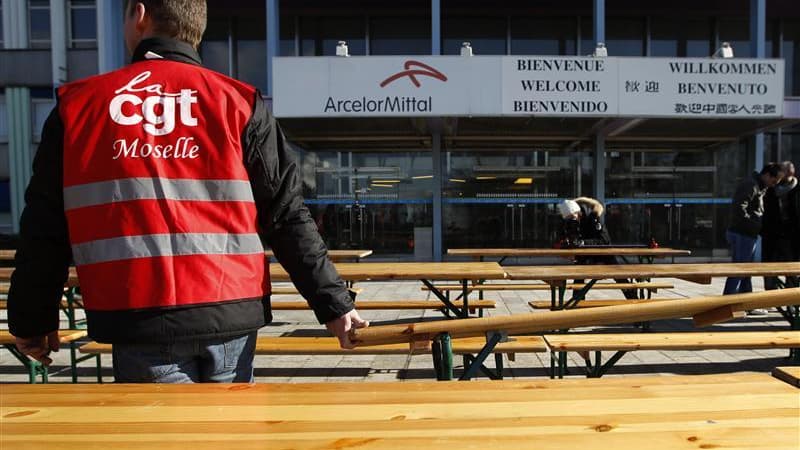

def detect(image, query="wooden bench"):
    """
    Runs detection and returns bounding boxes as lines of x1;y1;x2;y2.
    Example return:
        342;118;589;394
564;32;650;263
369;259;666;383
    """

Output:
543;331;800;377
529;298;671;309
271;286;364;296
80;335;547;380
0;330;100;383
423;281;674;292
272;299;495;315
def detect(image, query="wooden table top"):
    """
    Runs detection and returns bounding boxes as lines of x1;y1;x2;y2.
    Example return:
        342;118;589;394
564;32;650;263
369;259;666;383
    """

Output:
0;263;506;285
270;262;507;282
2;373;797;449
543;331;800;352
448;248;692;258
0;329;87;345
506;262;800;284
266;249;373;261
0;249;374;262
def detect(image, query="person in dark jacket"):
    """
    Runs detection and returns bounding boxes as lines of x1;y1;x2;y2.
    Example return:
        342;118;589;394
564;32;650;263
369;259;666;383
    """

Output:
8;0;366;383
723;163;784;296
557;197;638;300
761;161;799;290
789;163;800;263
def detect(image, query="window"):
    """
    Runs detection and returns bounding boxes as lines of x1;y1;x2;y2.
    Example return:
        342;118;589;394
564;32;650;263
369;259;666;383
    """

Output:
237;16;267;92
784;20;800;96
442;17;506;55
606;18;645;56
28;0;51;49
0;0;5;48
200;18;231;75
511;17;576;55
719;18;751;58
650;18;712;57
370;17;430;55
69;0;97;48
279;16;295;56
300;17;366;56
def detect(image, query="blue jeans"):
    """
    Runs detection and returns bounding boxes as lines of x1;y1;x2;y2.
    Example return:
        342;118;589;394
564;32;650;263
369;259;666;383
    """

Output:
112;331;257;383
723;230;758;295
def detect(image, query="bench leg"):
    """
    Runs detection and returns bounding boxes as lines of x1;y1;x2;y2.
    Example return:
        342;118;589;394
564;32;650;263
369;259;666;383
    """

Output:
431;333;453;381
584;351;628;378
459;331;504;381
564;279;598;309
5;344;47;384
422;279;463;318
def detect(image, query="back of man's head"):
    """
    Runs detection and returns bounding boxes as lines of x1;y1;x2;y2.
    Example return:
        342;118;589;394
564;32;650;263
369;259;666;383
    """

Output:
760;162;783;178
124;0;207;49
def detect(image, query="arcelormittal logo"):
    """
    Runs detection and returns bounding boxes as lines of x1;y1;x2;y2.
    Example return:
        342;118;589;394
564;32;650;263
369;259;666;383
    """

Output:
380;60;448;88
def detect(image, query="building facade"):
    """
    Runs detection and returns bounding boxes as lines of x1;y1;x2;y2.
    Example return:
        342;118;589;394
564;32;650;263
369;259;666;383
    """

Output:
1;0;799;260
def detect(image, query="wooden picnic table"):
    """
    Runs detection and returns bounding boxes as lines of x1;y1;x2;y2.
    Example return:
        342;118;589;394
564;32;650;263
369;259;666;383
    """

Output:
448;247;692;264
506;262;800;321
0;249;374;263
272;262;507;318
506;262;800;285
2;373;797;449
266;249;372;262
0;262;507;319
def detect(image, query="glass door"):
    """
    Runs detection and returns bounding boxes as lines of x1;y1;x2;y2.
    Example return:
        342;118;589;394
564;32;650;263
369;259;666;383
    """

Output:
443;148;592;250
605;148;721;256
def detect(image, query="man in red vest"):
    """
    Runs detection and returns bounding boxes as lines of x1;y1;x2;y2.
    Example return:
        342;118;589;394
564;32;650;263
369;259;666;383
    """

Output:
8;0;367;383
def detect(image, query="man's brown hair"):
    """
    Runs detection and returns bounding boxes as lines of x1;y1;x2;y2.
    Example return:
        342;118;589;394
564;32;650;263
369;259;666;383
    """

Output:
125;0;207;48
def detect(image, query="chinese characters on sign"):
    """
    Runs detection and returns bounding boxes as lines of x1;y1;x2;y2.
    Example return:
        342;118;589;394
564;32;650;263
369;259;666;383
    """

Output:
673;103;778;115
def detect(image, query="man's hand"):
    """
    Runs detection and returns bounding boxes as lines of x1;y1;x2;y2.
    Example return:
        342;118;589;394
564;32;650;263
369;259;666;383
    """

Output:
326;310;369;349
15;331;60;366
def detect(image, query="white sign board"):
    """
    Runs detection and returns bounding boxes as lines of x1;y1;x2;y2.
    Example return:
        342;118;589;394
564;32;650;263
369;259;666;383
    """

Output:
273;56;784;119
618;58;784;118
501;57;618;116
273;57;500;117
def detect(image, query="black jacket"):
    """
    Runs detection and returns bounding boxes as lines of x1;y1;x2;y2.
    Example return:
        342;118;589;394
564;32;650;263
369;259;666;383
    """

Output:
9;38;354;343
561;202;611;247
728;172;767;238
761;178;799;240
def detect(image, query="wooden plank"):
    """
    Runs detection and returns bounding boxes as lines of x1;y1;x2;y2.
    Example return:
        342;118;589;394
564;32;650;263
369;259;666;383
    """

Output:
0;249;374;263
0;263;506;286
351;288;800;346
80;335;546;356
423;282;674;291
0;330;87;345
692;305;746;327
271;300;495;311
506;262;800;282
772;366;800;388
528;299;671;309
270;287;364;296
1;374;797;450
543;331;800;352
447;247;692;258
266;249;373;261
270;262;507;282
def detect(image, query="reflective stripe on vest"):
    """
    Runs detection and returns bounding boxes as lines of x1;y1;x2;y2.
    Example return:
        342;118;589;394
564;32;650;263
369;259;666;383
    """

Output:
71;232;264;266
63;177;254;211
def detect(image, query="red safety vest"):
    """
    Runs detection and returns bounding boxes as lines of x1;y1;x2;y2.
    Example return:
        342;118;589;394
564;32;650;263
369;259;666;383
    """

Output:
58;59;269;312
